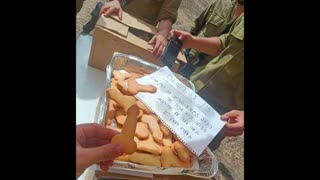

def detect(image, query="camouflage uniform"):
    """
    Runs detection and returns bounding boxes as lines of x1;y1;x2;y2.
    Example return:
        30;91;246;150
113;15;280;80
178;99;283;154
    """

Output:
192;14;244;115
187;0;237;69
122;0;181;26
182;0;244;115
79;0;181;34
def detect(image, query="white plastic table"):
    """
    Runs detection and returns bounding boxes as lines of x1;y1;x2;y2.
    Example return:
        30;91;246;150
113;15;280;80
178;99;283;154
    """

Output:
76;34;105;180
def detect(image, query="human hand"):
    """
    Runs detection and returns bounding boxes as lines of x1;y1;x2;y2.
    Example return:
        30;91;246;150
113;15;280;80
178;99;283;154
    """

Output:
169;29;194;49
148;32;168;57
99;0;123;19
76;123;123;177
220;110;244;137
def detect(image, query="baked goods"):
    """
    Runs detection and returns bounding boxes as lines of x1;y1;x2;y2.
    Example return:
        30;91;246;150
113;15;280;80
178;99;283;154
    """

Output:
141;115;163;143
111;104;139;154
135;122;149;139
106;70;194;168
172;141;193;163
161;146;192;168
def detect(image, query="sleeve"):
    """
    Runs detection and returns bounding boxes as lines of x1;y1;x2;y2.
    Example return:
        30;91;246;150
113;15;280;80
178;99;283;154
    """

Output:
190;0;217;35
157;0;182;23
218;14;244;49
218;33;228;49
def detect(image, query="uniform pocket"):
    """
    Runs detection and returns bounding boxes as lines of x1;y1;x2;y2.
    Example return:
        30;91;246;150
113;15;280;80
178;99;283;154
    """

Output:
204;14;225;36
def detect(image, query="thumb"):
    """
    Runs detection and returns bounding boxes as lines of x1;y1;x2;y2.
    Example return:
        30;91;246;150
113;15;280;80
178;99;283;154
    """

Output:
220;110;240;121
100;6;109;16
84;143;123;165
178;34;184;41
148;36;156;45
169;29;175;37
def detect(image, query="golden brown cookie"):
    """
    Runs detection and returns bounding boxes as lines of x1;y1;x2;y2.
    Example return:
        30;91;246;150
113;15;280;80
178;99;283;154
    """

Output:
141;115;163;143
135;122;149;139
125;73;142;81
127;79;157;95
134;133;161;155
159;122;171;137
105;99;116;126
128;152;161;167
106;88;136;114
162;134;173;147
115;108;126;125
110;78;118;89
112;70;131;81
111;104;139;154
172;141;194;163
136;100;152;114
115;155;130;161
160;146;192;168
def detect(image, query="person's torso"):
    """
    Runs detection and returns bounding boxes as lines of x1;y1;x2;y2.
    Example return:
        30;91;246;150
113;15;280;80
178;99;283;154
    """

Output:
123;0;165;26
188;0;237;63
191;13;244;114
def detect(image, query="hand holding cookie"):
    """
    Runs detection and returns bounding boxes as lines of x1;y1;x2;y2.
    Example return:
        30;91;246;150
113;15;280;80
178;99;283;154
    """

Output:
111;104;140;154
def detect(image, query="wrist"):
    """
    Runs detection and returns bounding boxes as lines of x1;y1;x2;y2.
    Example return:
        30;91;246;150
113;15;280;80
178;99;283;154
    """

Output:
157;30;169;37
188;35;196;49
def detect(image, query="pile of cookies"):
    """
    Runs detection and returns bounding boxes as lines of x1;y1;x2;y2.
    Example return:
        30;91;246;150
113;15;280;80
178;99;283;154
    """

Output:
105;70;194;168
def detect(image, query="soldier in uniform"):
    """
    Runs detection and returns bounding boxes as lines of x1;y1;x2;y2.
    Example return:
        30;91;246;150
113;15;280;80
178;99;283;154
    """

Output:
176;0;244;116
180;0;243;78
173;0;244;149
79;0;181;57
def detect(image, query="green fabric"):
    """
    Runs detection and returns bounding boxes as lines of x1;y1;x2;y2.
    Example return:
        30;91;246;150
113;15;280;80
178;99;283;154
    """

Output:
191;12;244;114
188;0;236;65
123;0;181;26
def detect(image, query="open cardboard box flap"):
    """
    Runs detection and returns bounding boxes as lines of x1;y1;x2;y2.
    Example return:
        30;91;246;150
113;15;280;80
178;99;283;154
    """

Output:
96;16;129;37
96;12;157;38
96;12;158;50
89;11;186;72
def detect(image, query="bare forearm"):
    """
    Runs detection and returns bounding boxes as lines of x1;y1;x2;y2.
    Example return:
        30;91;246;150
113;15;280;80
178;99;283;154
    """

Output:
157;19;173;37
189;36;222;56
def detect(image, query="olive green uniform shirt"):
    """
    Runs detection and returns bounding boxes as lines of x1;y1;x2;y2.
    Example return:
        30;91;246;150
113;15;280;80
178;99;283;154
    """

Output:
123;0;181;26
189;0;237;65
191;11;244;114
77;0;181;26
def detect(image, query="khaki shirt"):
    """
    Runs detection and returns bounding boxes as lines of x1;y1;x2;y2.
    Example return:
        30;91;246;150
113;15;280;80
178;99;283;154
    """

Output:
191;13;244;114
123;0;181;26
189;0;236;65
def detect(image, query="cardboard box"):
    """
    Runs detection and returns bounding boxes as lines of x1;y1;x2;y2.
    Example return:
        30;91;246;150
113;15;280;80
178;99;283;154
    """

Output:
88;12;186;72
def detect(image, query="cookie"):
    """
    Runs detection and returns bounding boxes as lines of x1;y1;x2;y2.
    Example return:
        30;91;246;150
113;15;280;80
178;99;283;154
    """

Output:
135;122;149;139
141;115;163;143
111;104;139;154
134;133;161;155
172;141;194;163
128;152;161;167
160;146;192;168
